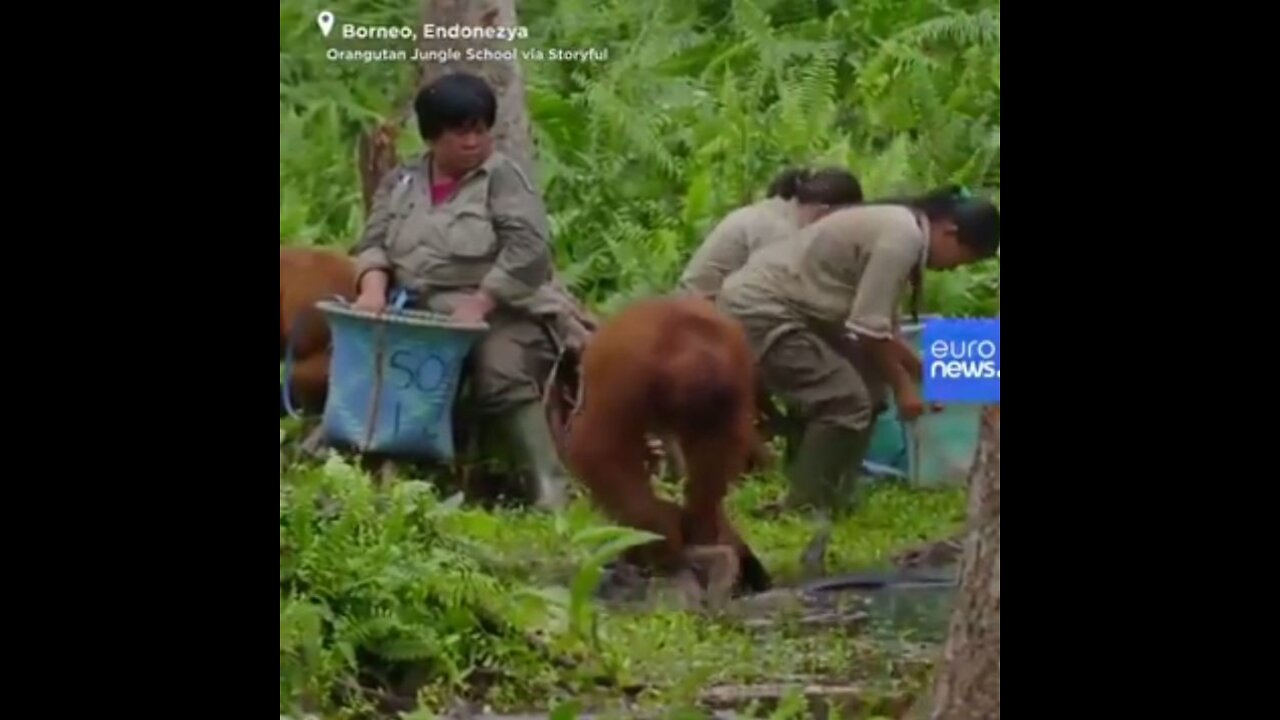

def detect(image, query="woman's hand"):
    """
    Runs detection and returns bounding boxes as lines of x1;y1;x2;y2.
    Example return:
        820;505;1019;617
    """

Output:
354;290;387;314
451;291;496;324
354;270;389;314
896;387;926;421
899;397;944;420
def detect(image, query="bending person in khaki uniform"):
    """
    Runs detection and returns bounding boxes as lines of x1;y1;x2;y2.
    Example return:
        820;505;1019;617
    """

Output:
652;168;863;479
350;72;574;511
718;187;1000;514
678;167;862;302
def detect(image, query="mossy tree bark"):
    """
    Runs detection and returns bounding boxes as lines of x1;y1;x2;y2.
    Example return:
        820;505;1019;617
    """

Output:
926;276;1000;720
926;403;1000;720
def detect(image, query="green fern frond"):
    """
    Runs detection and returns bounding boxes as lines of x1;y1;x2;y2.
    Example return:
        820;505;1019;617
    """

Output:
896;9;1001;47
375;635;440;663
732;0;774;48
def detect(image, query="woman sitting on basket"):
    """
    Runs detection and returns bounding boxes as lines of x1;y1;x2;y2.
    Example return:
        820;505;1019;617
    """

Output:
349;72;580;512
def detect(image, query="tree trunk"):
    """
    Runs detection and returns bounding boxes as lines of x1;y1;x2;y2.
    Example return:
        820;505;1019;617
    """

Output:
925;403;999;720
419;0;537;182
357;120;403;215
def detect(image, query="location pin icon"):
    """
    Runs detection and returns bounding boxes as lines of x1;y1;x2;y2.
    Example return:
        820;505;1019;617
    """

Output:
317;11;335;38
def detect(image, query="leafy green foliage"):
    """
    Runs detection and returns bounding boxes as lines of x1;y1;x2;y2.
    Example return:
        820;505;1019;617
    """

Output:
279;0;418;245
279;449;963;716
279;456;563;716
280;0;1000;315
280;454;707;716
280;0;997;714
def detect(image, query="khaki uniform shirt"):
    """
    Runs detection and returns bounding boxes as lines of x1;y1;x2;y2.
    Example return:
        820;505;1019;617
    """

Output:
351;151;590;346
678;197;801;300
353;150;553;309
719;205;929;340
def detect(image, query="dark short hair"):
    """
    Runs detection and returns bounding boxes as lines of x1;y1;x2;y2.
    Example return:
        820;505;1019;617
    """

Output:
413;72;497;141
870;185;1000;257
766;166;863;206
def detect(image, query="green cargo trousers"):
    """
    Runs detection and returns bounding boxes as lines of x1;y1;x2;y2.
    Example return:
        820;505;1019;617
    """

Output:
734;315;883;513
421;290;568;511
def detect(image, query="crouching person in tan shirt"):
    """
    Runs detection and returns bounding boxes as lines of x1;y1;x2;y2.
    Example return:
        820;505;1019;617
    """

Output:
717;187;1000;515
678;166;863;302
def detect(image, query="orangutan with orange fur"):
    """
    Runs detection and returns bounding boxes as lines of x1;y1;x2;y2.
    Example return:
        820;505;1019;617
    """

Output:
567;295;772;602
279;246;358;416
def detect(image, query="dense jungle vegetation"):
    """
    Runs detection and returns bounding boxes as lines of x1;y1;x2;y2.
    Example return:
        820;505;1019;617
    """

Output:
281;0;999;315
280;0;999;717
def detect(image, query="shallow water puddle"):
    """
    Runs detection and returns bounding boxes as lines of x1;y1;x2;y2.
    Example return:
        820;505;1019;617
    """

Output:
469;568;958;720
859;581;956;642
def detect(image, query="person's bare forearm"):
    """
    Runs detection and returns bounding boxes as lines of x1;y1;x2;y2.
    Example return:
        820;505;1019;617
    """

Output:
864;336;927;419
893;337;922;379
864;337;916;400
358;269;389;298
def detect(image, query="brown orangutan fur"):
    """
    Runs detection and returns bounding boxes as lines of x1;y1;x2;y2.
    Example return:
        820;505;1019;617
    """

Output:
280;246;359;416
566;295;772;595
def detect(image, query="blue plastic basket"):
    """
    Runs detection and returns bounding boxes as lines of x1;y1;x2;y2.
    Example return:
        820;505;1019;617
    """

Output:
861;317;982;487
316;299;488;460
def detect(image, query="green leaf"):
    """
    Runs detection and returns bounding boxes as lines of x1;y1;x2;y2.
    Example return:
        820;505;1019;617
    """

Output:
571;524;663;549
584;532;663;572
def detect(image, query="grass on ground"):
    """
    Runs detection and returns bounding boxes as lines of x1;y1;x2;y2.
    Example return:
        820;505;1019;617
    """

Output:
280;440;964;719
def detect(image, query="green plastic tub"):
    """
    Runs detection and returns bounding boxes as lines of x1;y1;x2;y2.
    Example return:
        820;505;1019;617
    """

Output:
861;316;981;487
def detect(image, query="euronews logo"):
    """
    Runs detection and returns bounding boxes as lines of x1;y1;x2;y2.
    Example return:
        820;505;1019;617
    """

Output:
928;339;999;379
922;319;999;403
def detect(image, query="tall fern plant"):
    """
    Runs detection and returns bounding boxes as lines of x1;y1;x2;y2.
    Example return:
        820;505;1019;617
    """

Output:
279;0;1001;315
